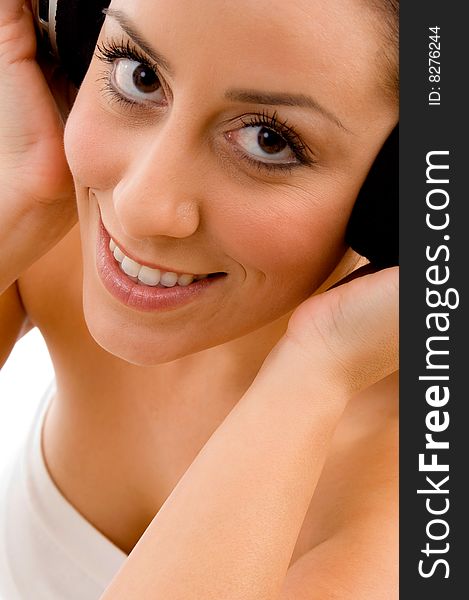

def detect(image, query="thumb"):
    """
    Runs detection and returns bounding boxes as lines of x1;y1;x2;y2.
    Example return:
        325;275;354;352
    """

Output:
281;266;399;397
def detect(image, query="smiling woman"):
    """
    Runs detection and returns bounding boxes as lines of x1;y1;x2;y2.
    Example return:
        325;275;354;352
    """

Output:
0;1;398;599
63;0;397;366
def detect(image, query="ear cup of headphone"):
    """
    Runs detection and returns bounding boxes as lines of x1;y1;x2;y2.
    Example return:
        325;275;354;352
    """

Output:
345;125;399;268
55;0;111;88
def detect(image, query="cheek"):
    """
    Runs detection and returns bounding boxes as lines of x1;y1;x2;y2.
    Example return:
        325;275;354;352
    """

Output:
63;85;124;191
219;181;353;294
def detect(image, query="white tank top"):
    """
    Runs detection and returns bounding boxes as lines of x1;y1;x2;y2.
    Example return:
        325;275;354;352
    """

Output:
0;379;127;599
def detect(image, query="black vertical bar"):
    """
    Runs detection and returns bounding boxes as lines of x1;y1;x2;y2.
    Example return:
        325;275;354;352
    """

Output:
400;2;468;597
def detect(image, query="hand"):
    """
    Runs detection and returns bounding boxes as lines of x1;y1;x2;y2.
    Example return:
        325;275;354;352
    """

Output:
0;0;77;292
284;265;399;397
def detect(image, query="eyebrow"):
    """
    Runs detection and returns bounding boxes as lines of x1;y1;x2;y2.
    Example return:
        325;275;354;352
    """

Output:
224;90;349;132
102;8;350;134
102;8;174;75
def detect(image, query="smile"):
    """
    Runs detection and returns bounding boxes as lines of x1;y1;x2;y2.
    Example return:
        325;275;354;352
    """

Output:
109;238;210;288
96;215;227;312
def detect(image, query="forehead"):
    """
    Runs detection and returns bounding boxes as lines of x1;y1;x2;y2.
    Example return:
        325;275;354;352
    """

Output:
105;0;393;124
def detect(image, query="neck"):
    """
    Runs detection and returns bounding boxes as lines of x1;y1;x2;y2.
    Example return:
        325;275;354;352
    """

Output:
155;310;294;413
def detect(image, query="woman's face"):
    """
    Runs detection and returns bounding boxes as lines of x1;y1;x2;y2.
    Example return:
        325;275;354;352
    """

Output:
64;0;398;365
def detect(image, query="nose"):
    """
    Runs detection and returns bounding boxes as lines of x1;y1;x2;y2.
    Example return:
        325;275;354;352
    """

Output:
113;132;202;241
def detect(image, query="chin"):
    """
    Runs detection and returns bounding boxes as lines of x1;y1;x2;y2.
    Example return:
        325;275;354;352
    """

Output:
81;287;201;366
83;314;195;366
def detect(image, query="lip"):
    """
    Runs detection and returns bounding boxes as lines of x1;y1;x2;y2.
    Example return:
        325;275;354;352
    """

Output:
96;216;226;312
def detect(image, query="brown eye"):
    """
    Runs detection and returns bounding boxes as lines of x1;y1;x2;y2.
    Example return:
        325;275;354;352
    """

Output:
257;127;287;154
229;125;297;165
112;58;165;102
132;64;161;93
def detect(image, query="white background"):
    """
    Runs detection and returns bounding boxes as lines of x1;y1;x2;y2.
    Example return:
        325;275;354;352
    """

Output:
0;328;54;471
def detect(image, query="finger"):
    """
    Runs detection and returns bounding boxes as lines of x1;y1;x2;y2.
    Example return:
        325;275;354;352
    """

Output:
0;1;28;24
285;267;399;396
0;1;36;65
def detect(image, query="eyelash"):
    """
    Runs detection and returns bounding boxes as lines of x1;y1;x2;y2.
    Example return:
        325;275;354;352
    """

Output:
94;37;159;110
237;111;313;173
94;37;314;174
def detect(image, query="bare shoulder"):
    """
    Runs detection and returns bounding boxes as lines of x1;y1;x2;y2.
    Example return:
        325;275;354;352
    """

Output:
16;222;83;332
285;373;398;597
321;370;398;539
0;224;80;365
294;372;397;543
0;281;28;367
334;370;398;513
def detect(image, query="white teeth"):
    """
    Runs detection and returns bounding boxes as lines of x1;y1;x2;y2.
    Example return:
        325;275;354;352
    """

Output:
177;273;195;286
160;272;178;287
120;256;141;278
113;246;125;263
138;265;161;286
109;237;208;286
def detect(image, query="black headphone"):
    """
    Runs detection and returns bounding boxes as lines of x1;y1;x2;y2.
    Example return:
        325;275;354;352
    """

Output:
32;0;398;269
346;126;398;269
